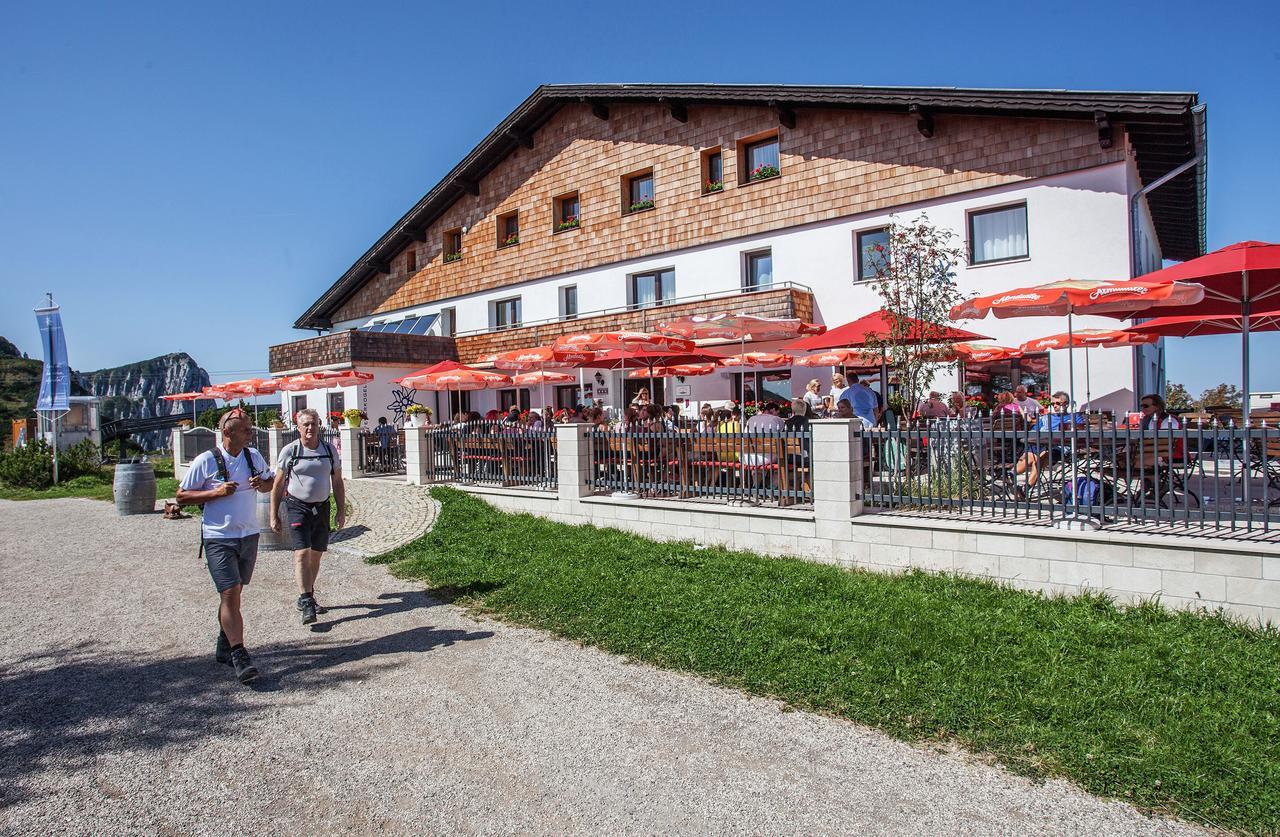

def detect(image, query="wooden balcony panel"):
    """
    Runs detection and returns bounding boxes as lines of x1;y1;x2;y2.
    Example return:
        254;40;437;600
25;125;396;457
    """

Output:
270;330;457;374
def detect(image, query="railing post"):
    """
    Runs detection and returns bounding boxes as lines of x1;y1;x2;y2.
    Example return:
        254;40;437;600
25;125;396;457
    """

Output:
267;428;283;467
403;426;437;485
339;426;363;480
810;418;864;542
171;428;184;478
555;422;592;502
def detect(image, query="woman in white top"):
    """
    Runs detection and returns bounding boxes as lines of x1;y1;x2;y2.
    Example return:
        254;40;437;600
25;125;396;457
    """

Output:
803;379;825;414
828;373;847;403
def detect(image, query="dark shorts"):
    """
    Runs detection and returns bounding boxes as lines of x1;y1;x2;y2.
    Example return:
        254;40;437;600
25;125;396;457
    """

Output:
285;497;331;552
205;535;259;593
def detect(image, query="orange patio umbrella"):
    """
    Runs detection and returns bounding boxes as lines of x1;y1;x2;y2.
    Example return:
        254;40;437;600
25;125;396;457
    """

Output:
494;344;601;410
950;278;1204;408
160;391;206;424
1018;328;1159;407
626;363;717;378
946;342;1024;363
553;331;695;404
400;366;511;392
793;349;882;368
509;368;579;408
658;314;823;404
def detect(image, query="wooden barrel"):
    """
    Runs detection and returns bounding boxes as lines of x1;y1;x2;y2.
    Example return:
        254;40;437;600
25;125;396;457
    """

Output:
112;461;156;515
257;492;287;551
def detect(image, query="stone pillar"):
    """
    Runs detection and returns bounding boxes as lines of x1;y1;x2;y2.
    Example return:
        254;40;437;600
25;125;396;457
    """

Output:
267;428;284;467
171;428;184;479
555;423;592;502
339;426;363;480
404;426;438;486
810;418;864;542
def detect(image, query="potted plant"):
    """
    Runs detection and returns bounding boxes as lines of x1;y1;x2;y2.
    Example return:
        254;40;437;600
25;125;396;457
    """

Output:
749;164;780;181
628;199;654;213
555;215;579;232
443;252;462;263
704;179;724;193
342;408;367;428
405;404;430;427
502;233;520;247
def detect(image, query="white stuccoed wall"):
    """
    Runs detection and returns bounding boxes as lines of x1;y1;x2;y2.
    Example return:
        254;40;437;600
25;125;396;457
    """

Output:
405;421;1280;626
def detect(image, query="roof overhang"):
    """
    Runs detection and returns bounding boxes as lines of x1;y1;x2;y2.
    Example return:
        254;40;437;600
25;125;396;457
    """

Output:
295;83;1206;330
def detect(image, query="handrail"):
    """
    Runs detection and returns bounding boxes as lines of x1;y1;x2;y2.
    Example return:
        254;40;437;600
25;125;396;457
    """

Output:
452;281;814;340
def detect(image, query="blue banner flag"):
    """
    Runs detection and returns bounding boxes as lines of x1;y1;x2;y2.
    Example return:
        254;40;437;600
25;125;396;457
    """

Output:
34;303;70;412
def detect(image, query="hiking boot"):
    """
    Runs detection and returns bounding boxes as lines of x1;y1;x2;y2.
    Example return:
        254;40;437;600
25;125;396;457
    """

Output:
299;595;317;625
216;630;232;666
312;595;328;615
229;647;258;684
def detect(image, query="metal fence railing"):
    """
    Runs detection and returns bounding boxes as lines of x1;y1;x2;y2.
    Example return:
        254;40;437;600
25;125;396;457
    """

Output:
437;420;557;490
181;428;217;460
588;427;813;507
358;429;406;475
857;415;1280;539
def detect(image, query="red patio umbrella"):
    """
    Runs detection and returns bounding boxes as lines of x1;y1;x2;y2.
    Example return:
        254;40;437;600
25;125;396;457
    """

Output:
160;391;206;425
786;309;990;403
946;342;1023;363
626;363;718;378
658;314;823;404
793;348;883;368
554;333;698;404
493;345;601;410
1129;241;1280;426
1123;308;1280;338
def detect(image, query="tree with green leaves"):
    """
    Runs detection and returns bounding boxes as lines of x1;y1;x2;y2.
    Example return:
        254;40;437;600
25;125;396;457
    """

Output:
864;214;967;417
1198;383;1242;410
1164;382;1194;412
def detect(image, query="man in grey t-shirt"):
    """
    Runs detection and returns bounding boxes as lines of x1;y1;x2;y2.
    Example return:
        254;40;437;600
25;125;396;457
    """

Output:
270;407;346;626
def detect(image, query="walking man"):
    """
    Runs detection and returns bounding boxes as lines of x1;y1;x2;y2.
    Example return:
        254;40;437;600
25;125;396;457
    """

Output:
176;408;275;684
271;407;346;626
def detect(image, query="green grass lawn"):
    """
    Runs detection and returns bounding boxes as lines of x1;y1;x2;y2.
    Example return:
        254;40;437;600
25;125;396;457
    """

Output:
373;486;1280;833
0;468;180;502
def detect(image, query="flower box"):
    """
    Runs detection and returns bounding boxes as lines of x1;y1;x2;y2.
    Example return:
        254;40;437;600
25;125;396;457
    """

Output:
443;252;462;263
555;216;580;233
628;199;654;213
703;180;724;193
749;164;780;182
501;234;520;247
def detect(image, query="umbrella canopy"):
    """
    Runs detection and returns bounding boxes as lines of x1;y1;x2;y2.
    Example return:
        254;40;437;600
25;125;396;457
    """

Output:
785;309;988;352
221;378;282;396
400;365;511;392
949;278;1205;320
160;391;205;402
276;374;324;392
1123;308;1280;338
201;385;235;400
1019;328;1159;353
309;369;374;387
657;313;825;342
1130;240;1280;317
793;349;882;368
392;360;469;385
492;345;598;371
946;342;1024;362
625;363;718;378
717;352;793;368
572;348;727;369
510;370;577;386
553;331;694;353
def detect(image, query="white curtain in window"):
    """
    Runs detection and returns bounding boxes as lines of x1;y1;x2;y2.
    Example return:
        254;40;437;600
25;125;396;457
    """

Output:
972;206;1028;262
634;275;656;308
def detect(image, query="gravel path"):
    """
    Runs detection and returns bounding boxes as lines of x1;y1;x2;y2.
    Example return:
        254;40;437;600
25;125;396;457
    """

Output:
0;490;1203;835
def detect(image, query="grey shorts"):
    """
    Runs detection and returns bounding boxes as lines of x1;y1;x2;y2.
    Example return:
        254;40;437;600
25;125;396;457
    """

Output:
205;534;259;593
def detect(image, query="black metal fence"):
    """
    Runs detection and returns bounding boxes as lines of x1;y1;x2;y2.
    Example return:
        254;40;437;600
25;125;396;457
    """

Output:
427;420;557;489
858;416;1280;538
181;428;217;460
358;429;406;475
587;427;813;507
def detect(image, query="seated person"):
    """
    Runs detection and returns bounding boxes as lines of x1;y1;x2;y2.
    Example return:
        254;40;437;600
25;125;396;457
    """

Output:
1012;391;1082;493
916;391;951;420
743;402;786;466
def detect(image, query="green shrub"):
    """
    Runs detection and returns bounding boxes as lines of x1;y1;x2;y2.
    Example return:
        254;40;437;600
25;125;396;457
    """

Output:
60;439;104;478
0;440;55;489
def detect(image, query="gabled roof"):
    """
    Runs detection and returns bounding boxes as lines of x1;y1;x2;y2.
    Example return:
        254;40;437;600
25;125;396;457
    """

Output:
296;83;1207;330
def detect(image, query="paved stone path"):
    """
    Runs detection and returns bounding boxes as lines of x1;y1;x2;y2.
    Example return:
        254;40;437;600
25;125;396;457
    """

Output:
330;476;437;558
0;486;1203;835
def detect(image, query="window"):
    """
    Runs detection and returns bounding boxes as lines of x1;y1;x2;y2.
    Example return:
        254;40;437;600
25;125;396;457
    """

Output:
856;227;890;282
439;307;456;338
497;211;519;248
443;228;462;263
739;133;780;183
554;192;580;232
490;297;522;330
701;147;724;193
359;314;436;335
732;370;791;403
969;203;1029;265
404;247;417;273
744;249;773;292
290;394;308;419
560;285;578;320
447;390;471;417
623;169;654;213
630;268;676;308
327;392;345;417
498;388;532;412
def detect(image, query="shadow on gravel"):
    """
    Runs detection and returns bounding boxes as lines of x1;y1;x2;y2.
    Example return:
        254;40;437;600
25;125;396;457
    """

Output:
308;590;436;633
0;624;493;808
329;524;371;543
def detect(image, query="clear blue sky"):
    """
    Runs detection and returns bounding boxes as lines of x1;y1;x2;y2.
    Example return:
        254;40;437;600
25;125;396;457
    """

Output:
2;0;1277;394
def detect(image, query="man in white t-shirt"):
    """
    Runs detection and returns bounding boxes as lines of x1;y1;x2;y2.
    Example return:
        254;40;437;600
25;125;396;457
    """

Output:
177;408;275;684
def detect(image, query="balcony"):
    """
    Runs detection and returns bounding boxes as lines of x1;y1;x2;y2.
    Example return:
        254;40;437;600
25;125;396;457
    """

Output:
454;282;814;364
269;329;457;375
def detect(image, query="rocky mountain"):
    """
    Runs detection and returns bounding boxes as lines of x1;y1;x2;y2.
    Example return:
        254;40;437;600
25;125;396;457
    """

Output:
1;338;211;449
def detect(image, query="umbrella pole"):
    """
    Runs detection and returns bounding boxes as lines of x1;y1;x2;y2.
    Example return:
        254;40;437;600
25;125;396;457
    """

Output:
880;347;888;424
740;334;746;408
1242;270;1252;516
1067;311;1076;409
1084;346;1091;411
